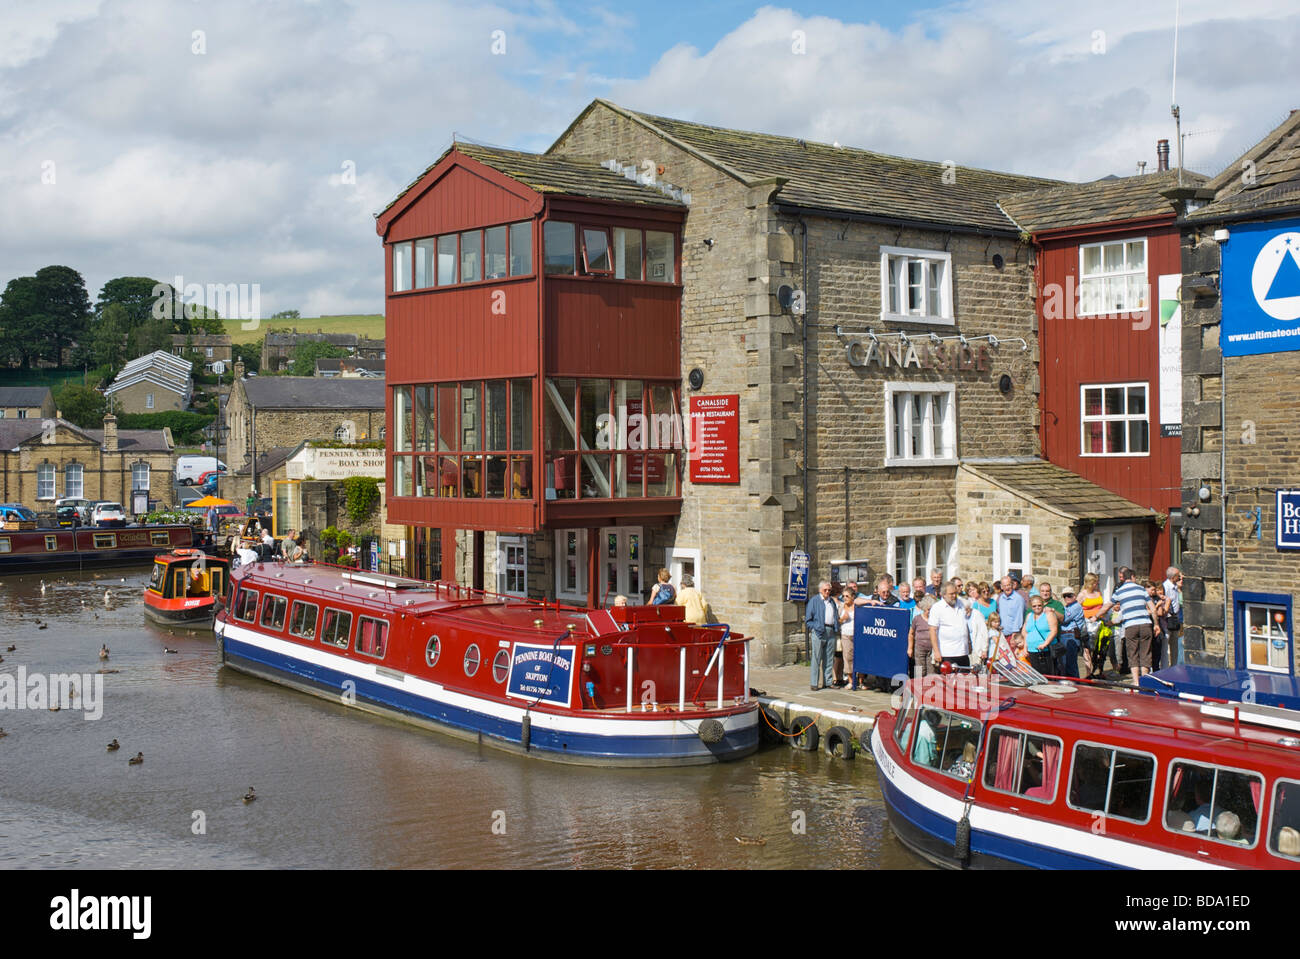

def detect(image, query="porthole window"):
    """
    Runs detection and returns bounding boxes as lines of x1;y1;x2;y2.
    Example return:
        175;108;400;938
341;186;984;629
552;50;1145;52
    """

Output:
492;649;510;684
464;643;481;677
425;635;441;667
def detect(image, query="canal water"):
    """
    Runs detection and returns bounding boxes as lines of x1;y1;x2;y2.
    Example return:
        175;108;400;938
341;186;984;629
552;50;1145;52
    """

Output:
0;569;923;869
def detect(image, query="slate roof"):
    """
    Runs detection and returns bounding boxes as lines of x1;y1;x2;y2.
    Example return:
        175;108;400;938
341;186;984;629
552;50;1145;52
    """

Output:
241;376;384;410
961;459;1160;521
264;332;358;348
381;141;685;218
170;334;232;347
235;445;297;477
83;429;173;453
0;420;46;448
315;358;385;376
999;168;1208;234
0;386;52;408
1189;109;1300;222
567;101;1065;233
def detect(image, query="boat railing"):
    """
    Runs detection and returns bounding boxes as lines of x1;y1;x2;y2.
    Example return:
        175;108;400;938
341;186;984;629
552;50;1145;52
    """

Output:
613;624;748;712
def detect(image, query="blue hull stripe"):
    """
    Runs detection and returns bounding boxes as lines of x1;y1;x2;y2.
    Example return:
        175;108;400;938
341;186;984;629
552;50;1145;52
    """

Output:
223;635;757;764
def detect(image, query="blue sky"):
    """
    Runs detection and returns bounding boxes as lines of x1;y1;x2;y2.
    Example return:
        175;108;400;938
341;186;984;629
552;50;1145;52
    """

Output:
1;0;1297;317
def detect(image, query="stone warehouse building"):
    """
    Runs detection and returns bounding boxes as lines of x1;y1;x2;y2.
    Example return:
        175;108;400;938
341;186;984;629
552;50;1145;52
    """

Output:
261;331;385;373
225;372;385;493
383;100;1180;665
1178;109;1300;677
170;333;234;373
0;414;174;513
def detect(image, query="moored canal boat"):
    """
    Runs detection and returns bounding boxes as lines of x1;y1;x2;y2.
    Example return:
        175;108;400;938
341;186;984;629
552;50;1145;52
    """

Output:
0;524;200;574
143;548;231;628
215;562;758;766
873;672;1300;869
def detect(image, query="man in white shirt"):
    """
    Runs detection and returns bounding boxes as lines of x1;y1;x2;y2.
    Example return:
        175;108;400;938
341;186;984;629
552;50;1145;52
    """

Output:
928;583;971;669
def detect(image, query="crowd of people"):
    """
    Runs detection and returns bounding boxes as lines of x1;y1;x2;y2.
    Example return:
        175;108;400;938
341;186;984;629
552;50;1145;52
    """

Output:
805;564;1184;692
612;568;712;625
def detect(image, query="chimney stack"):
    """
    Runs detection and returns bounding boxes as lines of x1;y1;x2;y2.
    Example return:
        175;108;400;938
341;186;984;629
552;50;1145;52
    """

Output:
234;359;245;380
103;414;118;453
1157;139;1171;172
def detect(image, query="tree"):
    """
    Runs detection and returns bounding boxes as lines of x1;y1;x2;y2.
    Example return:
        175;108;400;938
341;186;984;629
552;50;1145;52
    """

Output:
96;277;172;328
233;340;261;373
0;276;48;368
272;309;300;320
288;340;348;376
89;302;132;371
34;266;91;365
54;383;106;428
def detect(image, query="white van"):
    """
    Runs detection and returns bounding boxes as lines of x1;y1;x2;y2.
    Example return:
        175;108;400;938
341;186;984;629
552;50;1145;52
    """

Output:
175;456;228;486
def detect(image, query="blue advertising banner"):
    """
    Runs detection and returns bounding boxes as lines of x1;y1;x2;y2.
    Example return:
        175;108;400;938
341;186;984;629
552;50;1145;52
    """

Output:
1278;490;1300;551
852;605;912;682
506;642;576;707
786;549;810;602
1222;218;1300;356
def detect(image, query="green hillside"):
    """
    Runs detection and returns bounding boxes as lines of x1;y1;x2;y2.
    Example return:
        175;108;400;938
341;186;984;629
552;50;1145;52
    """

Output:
222;314;385;346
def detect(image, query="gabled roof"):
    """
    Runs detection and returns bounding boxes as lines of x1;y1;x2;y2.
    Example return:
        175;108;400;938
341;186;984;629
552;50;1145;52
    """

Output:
264;331;358;348
0;386;52;407
241;376;384;410
999;168;1208;234
960;459;1160;522
1189;109;1300;221
554;100;1064;233
83;429;173;453
378;141;686;229
170;334;232;347
235;445;298;477
106;351;192;397
0;418;169;453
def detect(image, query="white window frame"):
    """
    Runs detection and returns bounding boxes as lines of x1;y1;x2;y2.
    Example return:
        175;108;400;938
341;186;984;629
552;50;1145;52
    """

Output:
1080;382;1150;457
1078;237;1147;316
992;524;1031;582
665;546;702;597
1242;600;1291;675
887;525;957;587
145;393;154;410
884;382;957;467
37;462;55;500
496;535;528;598
132;462;150;492
598;526;643;605
554;529;588;602
64;463;83;499
880;246;954;325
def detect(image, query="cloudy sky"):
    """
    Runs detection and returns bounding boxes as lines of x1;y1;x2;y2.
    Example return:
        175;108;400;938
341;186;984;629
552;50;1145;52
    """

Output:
2;0;1297;318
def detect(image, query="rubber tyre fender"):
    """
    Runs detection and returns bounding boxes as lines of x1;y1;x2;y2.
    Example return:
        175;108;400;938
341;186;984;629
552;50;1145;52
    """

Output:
825;725;855;760
788;715;819;751
759;705;785;745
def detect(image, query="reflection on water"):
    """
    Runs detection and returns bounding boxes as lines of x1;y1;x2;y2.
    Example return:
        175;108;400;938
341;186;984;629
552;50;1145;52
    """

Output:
0;569;924;869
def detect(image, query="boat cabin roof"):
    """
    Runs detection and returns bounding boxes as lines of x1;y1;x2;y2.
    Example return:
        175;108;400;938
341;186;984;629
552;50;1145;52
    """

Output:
903;674;1300;763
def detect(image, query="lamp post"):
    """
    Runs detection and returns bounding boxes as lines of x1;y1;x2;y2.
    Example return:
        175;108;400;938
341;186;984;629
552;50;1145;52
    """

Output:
211;361;226;499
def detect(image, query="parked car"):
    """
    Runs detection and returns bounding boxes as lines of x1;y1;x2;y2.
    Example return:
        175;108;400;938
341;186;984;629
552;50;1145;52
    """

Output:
195;469;222;494
176;456;229;486
56;505;83;527
91;502;127;528
55;497;95;524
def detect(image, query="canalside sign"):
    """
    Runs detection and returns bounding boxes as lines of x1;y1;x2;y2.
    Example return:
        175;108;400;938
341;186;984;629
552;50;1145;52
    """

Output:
688;394;740;484
506;642;577;708
1278;490;1300;551
853;605;911;682
1222;218;1300;357
786;549;810;602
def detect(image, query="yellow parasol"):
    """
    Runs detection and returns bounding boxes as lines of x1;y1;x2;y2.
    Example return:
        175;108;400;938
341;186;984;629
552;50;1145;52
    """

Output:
187;496;234;509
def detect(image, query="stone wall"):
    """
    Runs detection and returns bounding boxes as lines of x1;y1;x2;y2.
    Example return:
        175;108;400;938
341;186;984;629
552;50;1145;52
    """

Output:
226;378;384;474
109;379;186;415
955;466;1078;587
551;104;1041;665
0;423;174;512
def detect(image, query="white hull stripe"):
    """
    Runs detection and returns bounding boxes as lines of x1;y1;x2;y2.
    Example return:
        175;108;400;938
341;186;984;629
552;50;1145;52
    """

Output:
871;728;1225;870
220;620;756;738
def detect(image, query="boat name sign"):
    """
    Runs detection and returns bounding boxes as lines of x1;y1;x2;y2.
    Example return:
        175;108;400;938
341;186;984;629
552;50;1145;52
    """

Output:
505;643;577;707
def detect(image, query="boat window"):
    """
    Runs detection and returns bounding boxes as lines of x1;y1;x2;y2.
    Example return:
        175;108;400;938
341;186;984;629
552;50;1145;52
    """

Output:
0;538;9;553
288;601;318;639
319;608;352;649
44;535;58;551
894;701;917;753
492;649;510;683
260;595;288;631
93;533;116;549
1164;760;1261;847
148;564;166;593
1269;778;1300;862
232;587;259;622
425;635;441;667
982;727;1063;803
1066;742;1156;824
464;643;481;677
356;616;388;659
173;569;189;598
910;708;981;782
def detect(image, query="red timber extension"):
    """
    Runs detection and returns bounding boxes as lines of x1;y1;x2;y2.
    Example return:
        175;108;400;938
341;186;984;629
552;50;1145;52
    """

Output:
1034;221;1184;578
377;143;687;605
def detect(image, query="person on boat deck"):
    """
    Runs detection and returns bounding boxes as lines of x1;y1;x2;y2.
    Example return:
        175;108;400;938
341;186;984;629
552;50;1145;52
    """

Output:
613;594;628;607
913;710;940;766
946;740;977;781
675;574;710;626
649;568;675;605
281;529;298;558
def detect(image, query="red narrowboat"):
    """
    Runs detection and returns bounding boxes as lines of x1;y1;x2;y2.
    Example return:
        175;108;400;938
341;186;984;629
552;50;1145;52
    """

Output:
215;562;758;766
143;548;230;628
0;524;198;574
873;672;1300;869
